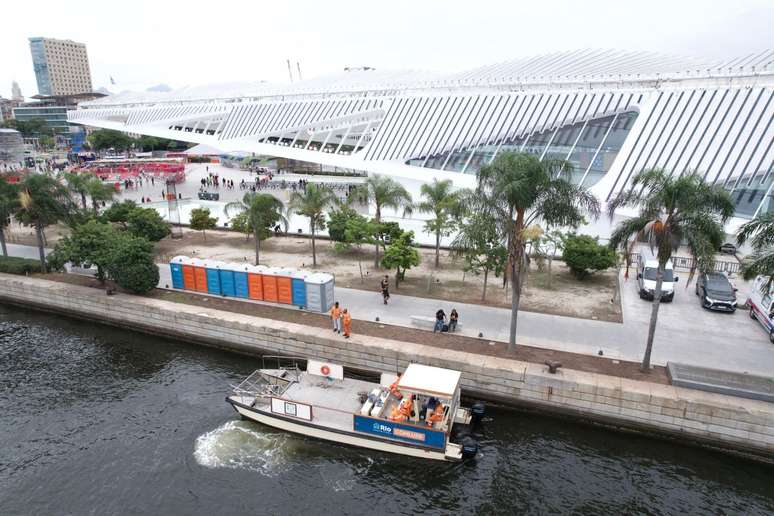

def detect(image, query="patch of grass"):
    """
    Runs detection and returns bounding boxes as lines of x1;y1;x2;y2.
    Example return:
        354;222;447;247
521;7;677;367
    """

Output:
0;256;43;275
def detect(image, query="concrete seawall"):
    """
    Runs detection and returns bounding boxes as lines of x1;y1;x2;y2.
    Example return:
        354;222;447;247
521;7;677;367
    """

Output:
1;273;772;461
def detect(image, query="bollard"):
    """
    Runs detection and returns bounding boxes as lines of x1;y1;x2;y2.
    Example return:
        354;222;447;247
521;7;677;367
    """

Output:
544;360;562;374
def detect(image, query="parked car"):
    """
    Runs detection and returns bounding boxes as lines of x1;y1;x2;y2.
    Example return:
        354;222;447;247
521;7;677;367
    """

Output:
719;243;737;255
695;272;737;312
636;252;677;301
747;276;774;343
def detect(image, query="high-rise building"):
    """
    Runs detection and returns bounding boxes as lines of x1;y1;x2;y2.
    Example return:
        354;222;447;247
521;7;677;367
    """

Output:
29;37;93;96
11;81;23;101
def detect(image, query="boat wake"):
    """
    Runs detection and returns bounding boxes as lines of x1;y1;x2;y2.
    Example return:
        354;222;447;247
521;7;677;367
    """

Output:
193;420;289;476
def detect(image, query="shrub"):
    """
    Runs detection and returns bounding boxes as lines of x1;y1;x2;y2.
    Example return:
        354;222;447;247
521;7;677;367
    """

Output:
562;234;616;279
111;258;159;294
0;256;43;275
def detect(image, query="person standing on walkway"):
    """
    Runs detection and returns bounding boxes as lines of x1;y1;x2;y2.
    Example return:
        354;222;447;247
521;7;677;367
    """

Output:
330;301;342;334
380;276;390;305
342;308;352;338
433;309;446;333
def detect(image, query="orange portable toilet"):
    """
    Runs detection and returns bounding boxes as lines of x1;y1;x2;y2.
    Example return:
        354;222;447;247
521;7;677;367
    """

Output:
276;268;294;304
262;267;280;303
190;258;208;293
246;265;266;300
182;258;196;290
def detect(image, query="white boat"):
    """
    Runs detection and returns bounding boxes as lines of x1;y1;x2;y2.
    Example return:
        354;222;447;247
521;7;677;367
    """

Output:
226;359;484;461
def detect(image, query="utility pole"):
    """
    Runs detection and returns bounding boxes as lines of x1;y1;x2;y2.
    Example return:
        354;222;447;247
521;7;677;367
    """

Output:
286;59;294;82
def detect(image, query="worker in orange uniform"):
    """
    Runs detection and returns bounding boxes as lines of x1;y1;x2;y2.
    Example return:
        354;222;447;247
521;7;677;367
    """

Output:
389;373;403;399
342;308;352;339
391;395;413;422
330;301;341;334
426;404;445;428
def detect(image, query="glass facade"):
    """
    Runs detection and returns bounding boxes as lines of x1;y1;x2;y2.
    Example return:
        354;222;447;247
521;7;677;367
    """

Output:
29;38;52;96
726;169;774;218
405;110;639;184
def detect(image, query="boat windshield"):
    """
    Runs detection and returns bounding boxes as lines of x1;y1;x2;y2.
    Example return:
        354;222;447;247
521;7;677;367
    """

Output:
643;267;674;282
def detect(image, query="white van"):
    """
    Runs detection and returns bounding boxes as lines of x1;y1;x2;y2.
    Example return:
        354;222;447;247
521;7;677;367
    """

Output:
636;253;677;302
747;276;774;343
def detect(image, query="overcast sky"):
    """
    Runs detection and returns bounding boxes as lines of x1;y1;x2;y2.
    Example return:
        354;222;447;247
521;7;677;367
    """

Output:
1;0;773;99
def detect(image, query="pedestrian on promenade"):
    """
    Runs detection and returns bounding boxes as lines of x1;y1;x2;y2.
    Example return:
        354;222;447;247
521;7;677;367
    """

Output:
330;301;342;334
433;309;446;333
342;308;352;338
449;309;459;332
380;275;390;305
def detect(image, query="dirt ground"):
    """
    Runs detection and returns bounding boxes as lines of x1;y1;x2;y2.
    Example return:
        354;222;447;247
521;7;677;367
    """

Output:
38;272;667;384
152;227;623;323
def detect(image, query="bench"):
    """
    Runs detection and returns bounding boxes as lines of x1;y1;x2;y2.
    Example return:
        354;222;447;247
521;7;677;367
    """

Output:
409;315;462;332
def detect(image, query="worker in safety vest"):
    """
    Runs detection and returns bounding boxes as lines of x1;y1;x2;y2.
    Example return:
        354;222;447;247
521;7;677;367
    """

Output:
391;396;413;422
426;404;445;427
330;301;341;334
389;373;403;399
342;308;352;338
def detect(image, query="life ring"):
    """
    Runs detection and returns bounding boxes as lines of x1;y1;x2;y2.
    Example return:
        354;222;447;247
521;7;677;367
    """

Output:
320;365;331;376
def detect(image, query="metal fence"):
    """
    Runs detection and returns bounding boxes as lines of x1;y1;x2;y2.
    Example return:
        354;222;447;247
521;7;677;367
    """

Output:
629;253;741;274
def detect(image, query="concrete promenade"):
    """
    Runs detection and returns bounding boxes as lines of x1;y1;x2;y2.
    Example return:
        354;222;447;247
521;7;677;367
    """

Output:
5;242;774;376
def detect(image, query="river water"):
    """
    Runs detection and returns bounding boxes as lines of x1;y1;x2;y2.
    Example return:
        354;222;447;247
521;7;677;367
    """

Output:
1;305;772;515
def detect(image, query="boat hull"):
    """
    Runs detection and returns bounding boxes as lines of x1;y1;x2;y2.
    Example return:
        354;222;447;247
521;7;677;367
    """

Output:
228;398;456;461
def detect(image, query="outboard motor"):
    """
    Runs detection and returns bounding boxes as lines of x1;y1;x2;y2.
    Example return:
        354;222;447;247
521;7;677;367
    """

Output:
470;402;486;425
461;436;479;459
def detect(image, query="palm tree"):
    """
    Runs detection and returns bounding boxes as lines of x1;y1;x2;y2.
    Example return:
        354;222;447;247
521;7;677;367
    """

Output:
289;184;337;266
417;178;464;268
737;212;774;281
16;174;73;272
608;169;734;371
63;172;91;210
85;177;115;214
0;179;20;257
362;174;413;267
477;152;599;352
225;193;287;265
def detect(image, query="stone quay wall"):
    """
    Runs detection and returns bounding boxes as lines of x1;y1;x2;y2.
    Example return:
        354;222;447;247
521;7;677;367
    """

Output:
1;273;772;460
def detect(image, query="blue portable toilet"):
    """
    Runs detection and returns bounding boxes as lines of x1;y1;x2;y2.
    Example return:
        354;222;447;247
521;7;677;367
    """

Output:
169;256;186;289
291;269;308;307
218;262;236;297
203;260;222;295
231;263;250;299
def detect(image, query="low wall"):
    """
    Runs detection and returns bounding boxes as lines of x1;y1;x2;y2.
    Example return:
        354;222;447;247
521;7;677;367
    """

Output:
1;273;772;461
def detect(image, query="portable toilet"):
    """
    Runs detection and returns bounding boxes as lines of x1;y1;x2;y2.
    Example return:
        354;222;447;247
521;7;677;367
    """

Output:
169;256;186;289
218;262;236;297
232;263;250;299
262;266;280;302
305;273;335;313
190;258;208;293
291;270;308;307
203;260;222;295
247;265;267;300
276;268;294;304
181;257;196;290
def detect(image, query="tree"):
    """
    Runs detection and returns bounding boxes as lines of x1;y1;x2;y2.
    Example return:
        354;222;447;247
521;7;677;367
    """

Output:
476;152;600;352
336;214;376;282
562;234;616;279
102;200;138;228
38;135;55;149
608;169;734;371
85;177;115;213
381;231;420;288
0;179;20;257
225;193;287;265
16;174;73;272
136;135;178;152
289;184;337;266
737;212;774;282
87;129;133;152
229;210;254;241
63;172;91;211
327;205;362;243
3;118;52;138
452;211;507;301
189;207;217;241
106;233;159;294
417;179;463;268
362;174;413;267
127;207;170;242
540;229;565;289
47;220;117;283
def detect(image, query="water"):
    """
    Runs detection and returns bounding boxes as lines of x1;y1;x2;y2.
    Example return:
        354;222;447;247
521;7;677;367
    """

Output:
1;305;772;516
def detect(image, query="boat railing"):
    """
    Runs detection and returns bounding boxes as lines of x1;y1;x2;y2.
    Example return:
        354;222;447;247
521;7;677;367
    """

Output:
232;369;294;398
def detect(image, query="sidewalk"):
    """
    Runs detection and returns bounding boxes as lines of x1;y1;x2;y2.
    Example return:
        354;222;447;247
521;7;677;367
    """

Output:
5;243;773;375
